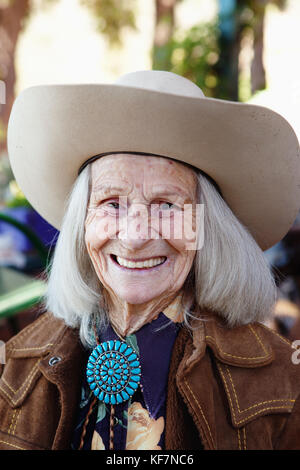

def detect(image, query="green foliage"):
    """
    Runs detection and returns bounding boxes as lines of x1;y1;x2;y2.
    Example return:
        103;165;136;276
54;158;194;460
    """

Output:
153;21;221;98
5;193;31;208
80;0;137;46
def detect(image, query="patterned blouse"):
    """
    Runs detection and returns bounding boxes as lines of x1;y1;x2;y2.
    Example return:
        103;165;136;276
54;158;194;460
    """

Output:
71;296;183;450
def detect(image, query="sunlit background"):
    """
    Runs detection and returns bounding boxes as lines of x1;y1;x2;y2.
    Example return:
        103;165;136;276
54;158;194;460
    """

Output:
0;0;299;339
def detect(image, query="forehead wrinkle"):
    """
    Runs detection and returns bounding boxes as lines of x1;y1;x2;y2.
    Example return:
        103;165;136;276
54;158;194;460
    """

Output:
148;184;195;201
90;181;130;196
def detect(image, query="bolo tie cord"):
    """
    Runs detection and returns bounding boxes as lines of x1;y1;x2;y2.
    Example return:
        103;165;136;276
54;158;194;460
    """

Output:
78;323;116;450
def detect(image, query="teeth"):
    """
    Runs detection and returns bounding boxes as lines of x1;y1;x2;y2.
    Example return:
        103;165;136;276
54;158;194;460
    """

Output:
116;256;165;269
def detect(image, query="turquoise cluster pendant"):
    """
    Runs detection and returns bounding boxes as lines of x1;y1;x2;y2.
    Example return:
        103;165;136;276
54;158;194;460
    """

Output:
86;339;141;405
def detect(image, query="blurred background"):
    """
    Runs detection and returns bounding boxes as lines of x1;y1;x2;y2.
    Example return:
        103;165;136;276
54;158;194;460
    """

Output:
0;0;299;341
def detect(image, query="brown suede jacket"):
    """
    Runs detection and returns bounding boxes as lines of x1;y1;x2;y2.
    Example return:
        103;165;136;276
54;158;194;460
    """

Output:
0;311;300;450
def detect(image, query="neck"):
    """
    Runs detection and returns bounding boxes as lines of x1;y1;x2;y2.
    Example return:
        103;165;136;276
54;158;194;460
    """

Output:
105;291;181;337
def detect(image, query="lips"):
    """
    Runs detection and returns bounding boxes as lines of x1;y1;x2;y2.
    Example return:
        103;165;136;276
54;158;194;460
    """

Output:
110;255;167;269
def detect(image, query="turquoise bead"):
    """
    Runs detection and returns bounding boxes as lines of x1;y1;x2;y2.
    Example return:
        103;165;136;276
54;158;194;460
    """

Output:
126;386;134;395
86;370;93;376
90;382;96;390
131;368;141;374
124;347;133;356
97;345;103;354
129;381;138;389
104;394;110;404
110;395;116;405
116;393;123;404
127;353;137;361
87;376;94;383
121;391;129;400
94;388;100;397
130;361;140;368
91;349;98;359
130;375;140;382
119;343;127;353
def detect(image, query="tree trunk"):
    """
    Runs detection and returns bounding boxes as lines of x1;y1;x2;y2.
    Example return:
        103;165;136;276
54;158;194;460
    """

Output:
152;0;177;69
217;0;241;101
0;0;30;153
250;4;266;94
154;0;176;46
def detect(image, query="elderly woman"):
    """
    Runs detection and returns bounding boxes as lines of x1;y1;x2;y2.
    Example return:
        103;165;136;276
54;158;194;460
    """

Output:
0;71;300;451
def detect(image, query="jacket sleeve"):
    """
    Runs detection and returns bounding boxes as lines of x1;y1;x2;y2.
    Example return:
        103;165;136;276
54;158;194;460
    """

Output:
275;394;300;449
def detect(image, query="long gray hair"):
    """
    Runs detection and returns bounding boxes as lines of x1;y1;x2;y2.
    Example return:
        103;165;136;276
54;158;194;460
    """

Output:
44;162;277;347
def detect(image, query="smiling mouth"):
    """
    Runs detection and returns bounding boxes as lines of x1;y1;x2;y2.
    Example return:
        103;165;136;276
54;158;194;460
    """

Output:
110;254;167;269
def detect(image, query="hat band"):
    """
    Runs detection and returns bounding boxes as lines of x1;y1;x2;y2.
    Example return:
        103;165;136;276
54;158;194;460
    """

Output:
77;151;169;175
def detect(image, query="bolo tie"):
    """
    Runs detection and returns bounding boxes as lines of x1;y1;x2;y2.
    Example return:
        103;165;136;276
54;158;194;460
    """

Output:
79;323;142;450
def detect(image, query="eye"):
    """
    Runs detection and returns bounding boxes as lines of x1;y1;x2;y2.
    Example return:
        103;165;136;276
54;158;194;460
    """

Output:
107;201;120;209
159;201;175;210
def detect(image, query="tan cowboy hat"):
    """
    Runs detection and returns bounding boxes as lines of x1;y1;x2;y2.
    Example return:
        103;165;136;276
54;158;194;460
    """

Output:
7;70;300;250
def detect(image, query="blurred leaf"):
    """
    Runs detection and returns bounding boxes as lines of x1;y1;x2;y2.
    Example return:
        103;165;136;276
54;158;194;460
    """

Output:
153;21;221;98
80;0;137;46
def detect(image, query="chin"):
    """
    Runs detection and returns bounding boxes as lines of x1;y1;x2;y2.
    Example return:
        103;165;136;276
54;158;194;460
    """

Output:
116;288;162;305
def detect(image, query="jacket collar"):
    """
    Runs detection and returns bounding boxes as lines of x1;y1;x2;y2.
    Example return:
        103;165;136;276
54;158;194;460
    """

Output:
202;315;274;367
5;309;274;366
181;313;274;374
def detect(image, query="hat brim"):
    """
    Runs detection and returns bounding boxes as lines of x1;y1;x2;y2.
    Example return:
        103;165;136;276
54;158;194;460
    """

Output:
7;83;300;250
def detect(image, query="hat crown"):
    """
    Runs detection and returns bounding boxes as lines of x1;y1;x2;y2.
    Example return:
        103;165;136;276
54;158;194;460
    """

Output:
114;70;205;98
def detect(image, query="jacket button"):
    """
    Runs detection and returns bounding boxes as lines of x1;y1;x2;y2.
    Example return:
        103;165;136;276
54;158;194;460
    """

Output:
48;356;62;366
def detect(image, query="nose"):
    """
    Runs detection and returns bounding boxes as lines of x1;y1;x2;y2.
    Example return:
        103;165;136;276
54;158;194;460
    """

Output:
118;202;154;249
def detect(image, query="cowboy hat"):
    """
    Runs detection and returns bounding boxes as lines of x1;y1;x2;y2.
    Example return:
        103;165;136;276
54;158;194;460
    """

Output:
7;70;300;250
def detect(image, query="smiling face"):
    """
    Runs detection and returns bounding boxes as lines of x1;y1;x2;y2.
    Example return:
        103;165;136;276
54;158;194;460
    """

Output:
84;153;197;310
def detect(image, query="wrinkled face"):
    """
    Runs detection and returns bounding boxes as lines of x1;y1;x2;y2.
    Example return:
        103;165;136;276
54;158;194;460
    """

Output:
84;153;197;305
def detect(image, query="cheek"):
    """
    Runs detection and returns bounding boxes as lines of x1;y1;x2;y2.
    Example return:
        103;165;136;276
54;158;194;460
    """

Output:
85;211;119;251
160;212;197;251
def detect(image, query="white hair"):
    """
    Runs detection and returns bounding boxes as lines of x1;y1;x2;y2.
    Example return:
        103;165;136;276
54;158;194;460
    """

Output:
44;162;277;347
